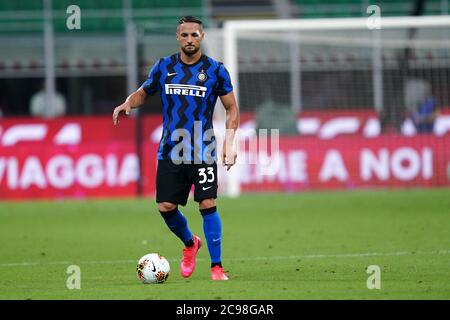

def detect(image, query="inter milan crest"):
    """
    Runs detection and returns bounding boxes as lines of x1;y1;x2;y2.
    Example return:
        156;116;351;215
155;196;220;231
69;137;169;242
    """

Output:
197;70;207;82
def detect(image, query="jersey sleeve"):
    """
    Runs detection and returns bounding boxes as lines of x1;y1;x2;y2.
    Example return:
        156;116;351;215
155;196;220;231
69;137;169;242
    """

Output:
215;63;233;96
141;60;161;95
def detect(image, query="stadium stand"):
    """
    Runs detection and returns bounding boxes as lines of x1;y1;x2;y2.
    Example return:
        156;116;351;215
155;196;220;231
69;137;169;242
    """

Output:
0;0;448;116
293;0;448;18
0;0;204;34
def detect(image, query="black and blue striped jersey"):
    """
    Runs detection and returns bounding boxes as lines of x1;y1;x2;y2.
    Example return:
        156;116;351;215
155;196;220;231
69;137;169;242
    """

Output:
141;53;233;163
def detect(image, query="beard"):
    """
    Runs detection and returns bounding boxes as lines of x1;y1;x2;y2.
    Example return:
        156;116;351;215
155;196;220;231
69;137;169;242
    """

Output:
182;45;200;56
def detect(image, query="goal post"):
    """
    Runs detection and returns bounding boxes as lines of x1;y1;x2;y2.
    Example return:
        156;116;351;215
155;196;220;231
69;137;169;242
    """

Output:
224;15;450;108
221;15;450;196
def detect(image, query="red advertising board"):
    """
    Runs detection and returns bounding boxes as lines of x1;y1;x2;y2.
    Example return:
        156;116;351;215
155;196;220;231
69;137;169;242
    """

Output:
0;114;449;199
238;135;450;192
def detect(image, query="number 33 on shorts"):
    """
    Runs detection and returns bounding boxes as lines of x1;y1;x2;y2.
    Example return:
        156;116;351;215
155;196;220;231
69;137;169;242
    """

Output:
195;164;217;198
198;167;215;184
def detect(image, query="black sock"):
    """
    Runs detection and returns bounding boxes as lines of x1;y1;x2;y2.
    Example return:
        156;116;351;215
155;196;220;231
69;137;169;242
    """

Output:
211;262;222;268
184;238;194;247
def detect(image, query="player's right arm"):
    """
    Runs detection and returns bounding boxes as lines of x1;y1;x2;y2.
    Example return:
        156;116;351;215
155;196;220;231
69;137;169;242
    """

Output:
112;88;148;125
113;59;162;125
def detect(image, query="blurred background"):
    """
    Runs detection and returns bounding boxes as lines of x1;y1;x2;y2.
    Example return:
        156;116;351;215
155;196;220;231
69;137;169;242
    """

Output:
0;0;449;199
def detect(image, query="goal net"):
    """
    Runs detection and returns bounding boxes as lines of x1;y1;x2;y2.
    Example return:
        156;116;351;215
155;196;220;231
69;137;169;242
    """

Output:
220;16;450;196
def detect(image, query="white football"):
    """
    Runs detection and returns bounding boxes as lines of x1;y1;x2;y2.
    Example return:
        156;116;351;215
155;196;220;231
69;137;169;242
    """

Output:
136;253;170;284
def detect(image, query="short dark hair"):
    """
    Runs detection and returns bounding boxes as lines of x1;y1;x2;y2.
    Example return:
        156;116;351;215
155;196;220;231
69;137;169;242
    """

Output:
177;16;202;26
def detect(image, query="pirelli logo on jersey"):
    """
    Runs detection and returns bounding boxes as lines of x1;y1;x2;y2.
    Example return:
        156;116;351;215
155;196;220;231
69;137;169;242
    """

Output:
165;84;207;98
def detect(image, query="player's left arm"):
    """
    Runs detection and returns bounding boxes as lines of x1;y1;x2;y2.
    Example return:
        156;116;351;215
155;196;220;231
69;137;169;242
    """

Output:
219;91;240;171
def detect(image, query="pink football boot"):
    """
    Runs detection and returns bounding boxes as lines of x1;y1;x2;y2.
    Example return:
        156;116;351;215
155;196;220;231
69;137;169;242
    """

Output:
180;235;202;278
211;265;229;281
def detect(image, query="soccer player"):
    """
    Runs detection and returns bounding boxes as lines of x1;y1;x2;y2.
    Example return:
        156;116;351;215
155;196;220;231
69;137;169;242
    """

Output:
112;16;239;281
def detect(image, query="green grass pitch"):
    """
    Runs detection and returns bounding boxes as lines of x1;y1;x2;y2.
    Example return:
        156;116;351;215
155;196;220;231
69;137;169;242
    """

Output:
0;189;449;300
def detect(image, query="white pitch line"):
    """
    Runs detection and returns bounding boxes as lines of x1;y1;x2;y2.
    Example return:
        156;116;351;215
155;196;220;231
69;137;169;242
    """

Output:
1;249;449;268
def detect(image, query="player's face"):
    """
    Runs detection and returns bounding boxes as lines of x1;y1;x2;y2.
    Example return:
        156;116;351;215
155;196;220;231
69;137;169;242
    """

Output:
176;22;204;56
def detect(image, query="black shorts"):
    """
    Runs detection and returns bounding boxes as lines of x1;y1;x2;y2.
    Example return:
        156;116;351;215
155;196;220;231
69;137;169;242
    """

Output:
156;160;218;206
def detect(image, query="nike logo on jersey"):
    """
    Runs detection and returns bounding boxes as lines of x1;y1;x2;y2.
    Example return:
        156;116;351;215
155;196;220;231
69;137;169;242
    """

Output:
202;186;213;191
167;72;177;76
165;84;207;98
